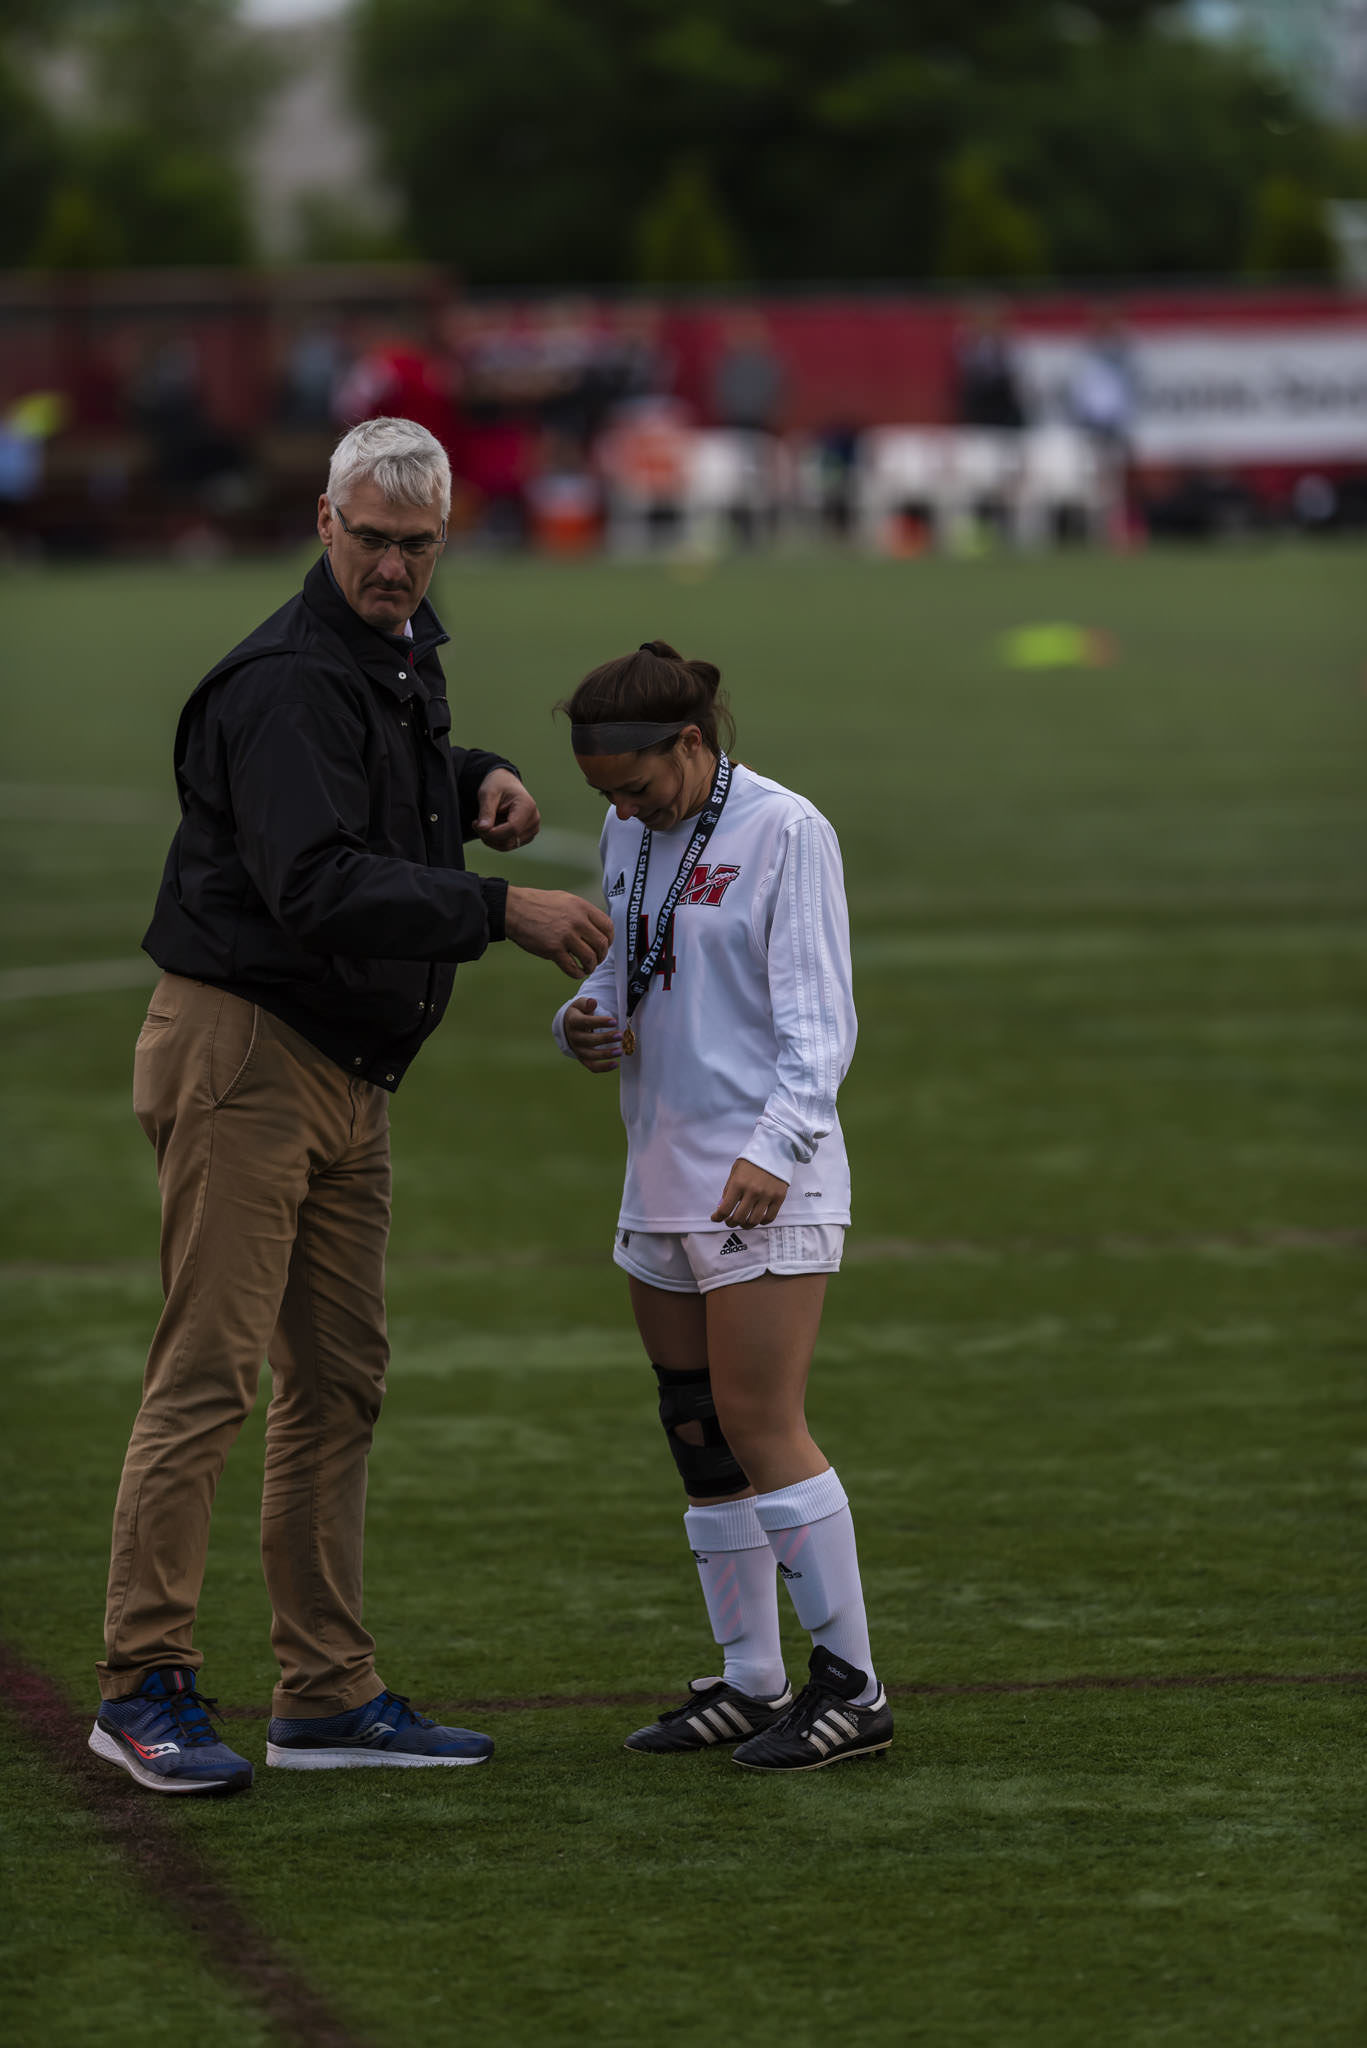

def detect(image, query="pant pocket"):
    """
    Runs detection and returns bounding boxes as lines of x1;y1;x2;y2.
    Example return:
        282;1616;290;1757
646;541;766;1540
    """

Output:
207;993;262;1109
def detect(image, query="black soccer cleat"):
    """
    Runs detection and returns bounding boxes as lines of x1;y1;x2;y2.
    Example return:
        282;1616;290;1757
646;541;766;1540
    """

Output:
624;1676;794;1753
731;1646;893;1772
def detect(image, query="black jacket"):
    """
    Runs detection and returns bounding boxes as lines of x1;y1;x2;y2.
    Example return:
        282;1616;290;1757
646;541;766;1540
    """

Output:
143;556;515;1090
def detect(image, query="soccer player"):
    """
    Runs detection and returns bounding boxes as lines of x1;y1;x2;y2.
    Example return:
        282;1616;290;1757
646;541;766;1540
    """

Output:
552;641;891;1771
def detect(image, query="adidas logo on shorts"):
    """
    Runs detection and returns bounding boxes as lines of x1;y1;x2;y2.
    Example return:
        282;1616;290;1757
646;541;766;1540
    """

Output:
719;1232;747;1256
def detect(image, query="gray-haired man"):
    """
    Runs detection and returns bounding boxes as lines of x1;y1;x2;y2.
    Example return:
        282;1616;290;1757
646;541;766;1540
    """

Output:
90;417;612;1793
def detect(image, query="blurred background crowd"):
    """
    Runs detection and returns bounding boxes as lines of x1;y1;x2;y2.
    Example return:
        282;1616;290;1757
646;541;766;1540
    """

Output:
1;0;1366;559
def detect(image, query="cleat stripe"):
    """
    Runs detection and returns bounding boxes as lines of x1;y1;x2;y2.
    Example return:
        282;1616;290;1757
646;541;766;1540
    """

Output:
688;1715;721;1743
717;1702;751;1735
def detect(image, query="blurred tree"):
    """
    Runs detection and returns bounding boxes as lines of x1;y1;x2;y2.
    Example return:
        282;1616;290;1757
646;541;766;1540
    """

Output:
1244;175;1339;277
0;54;62;267
996;34;1344;279
74;0;279;155
27;179;128;271
31;132;255;268
292;192;415;265
933;148;1049;280
3;0;277;268
634;159;746;284
348;0;1347;285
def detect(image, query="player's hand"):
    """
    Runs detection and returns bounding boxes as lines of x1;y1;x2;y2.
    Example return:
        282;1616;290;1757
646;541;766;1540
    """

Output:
563;996;622;1072
711;1157;789;1228
505;886;613;977
475;769;540;850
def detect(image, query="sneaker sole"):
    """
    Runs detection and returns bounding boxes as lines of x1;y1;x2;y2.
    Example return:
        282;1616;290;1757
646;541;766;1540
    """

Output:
89;1723;253;1794
733;1736;893;1773
265;1743;490;1769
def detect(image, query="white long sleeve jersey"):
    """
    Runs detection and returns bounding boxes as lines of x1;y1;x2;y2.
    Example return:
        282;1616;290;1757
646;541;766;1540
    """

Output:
553;764;856;1231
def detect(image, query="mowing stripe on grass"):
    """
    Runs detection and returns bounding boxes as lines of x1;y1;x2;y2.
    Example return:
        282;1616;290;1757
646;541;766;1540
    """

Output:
854;920;1367;968
0;958;158;1002
3;1224;1360;1287
0;783;173;825
0;1641;376;2048
207;1671;1367;1721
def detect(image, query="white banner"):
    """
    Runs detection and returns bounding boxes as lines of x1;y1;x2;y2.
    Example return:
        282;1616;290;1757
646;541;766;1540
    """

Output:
1019;326;1367;462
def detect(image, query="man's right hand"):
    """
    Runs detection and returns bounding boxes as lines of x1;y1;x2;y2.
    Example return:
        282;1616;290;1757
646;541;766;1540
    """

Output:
504;887;613;978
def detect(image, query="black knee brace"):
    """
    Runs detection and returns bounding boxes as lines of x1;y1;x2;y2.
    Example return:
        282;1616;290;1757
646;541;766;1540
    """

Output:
653;1364;750;1498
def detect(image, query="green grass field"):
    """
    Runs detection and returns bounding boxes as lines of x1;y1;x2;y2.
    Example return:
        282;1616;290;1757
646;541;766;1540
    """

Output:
1;540;1364;2046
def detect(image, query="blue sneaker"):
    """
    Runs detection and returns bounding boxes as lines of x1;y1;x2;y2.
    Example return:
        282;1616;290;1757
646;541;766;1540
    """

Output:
89;1667;254;1795
265;1690;493;1770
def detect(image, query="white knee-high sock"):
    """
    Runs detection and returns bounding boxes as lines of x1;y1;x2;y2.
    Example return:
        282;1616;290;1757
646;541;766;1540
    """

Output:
753;1467;879;1704
682;1496;787;1701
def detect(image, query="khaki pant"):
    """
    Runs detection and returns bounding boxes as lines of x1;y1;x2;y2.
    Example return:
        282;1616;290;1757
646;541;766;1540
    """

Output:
99;974;392;1718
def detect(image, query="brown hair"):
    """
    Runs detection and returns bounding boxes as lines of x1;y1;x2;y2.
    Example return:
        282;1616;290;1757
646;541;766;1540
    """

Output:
558;640;736;756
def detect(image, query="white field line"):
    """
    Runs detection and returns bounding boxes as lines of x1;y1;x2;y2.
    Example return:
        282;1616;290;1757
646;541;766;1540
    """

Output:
514;826;601;873
5;899;1359;1000
0;785;600;998
0;783;600;865
4;782;1362;918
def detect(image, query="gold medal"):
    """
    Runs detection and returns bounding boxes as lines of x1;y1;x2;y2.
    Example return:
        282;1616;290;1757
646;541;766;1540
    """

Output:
621;1025;636;1056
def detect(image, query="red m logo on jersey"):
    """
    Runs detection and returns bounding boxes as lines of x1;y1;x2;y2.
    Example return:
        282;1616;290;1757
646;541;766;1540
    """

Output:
681;863;740;906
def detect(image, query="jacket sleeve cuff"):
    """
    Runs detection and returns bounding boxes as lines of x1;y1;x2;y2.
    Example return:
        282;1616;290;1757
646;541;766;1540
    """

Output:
481;875;509;942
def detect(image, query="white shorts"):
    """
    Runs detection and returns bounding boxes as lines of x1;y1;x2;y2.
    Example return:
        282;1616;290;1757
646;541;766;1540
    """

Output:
612;1223;845;1295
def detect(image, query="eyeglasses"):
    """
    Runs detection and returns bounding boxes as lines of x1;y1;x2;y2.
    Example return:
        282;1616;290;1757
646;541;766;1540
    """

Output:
332;503;446;561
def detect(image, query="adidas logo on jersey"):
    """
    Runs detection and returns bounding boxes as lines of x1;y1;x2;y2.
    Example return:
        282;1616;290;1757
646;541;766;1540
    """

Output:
719;1232;747;1256
607;871;626;898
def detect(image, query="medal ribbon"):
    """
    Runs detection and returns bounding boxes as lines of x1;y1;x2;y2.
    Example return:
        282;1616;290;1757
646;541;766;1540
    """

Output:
623;752;732;1023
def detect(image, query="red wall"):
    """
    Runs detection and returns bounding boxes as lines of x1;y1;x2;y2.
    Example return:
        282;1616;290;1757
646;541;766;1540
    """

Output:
3;270;1365;438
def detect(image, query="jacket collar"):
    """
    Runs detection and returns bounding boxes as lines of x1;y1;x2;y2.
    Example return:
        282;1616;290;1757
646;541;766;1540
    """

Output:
302;555;450;700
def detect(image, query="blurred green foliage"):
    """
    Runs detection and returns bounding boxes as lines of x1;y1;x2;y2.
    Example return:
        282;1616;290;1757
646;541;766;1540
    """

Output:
1;0;1363;281
351;0;1362;286
633;158;748;285
2;0;276;269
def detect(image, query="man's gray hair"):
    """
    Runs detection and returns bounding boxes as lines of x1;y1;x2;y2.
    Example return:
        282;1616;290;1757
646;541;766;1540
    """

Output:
327;416;451;520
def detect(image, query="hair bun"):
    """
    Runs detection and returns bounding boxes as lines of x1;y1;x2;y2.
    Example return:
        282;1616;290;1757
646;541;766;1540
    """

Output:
639;639;682;660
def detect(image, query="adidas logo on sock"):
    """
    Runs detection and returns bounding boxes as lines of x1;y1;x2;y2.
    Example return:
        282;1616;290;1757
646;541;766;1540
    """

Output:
719;1232;747;1256
607;871;626;898
777;1560;804;1581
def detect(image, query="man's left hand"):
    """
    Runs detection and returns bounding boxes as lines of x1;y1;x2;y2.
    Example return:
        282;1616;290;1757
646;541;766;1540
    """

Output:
475;770;540;850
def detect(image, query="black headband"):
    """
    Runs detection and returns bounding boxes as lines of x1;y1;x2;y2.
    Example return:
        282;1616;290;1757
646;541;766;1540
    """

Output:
571;720;688;755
